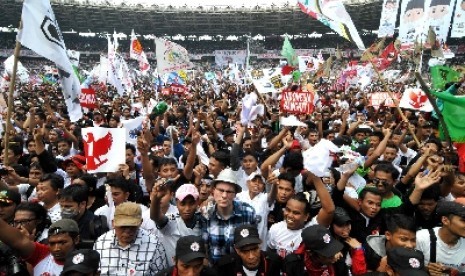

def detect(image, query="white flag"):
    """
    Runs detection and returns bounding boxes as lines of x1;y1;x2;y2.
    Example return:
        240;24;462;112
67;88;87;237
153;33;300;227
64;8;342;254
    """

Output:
130;30;150;72
4;55;29;83
399;88;434;112
107;37;125;95
18;0;82;121
121;116;144;145
155;38;191;75
82;127;126;173
67;50;80;67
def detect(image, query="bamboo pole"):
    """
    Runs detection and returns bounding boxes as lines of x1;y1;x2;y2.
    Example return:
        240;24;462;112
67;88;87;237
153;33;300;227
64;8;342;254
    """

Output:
414;71;454;152
3;22;22;166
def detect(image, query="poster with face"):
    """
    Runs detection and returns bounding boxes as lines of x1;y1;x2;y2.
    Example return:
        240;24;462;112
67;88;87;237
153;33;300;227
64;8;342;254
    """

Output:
428;0;456;43
399;0;431;46
451;0;465;37
378;0;401;37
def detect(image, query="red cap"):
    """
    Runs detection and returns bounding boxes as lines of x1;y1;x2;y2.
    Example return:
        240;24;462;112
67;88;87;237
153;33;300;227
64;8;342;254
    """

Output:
289;140;301;150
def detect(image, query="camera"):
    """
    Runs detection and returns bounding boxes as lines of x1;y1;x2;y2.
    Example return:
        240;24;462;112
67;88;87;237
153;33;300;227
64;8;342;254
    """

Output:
0;244;28;276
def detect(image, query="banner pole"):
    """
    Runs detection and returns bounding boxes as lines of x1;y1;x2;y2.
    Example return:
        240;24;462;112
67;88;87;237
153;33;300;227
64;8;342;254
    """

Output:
3;21;22;166
414;71;454;152
367;53;421;148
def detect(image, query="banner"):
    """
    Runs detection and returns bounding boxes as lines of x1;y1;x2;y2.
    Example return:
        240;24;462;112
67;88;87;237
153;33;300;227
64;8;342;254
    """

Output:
130;29;150;72
82;127;126;173
155;38;191;75
430;65;461;90
451;0;465;37
18;0;82;122
79;88;97;109
399;88;434;112
280;89;315;114
428;0;456;43
297;0;365;50
369;92;399;109
398;0;431;46
170;84;187;94
214;50;247;67
378;0;401;37
121;116;144;145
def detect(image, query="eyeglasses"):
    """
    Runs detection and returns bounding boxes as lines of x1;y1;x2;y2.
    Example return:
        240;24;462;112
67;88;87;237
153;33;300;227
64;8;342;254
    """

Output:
215;187;235;195
372;178;390;187
12;218;37;227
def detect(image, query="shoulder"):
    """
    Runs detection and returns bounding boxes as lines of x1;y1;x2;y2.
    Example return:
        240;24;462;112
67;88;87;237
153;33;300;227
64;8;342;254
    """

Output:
234;200;255;212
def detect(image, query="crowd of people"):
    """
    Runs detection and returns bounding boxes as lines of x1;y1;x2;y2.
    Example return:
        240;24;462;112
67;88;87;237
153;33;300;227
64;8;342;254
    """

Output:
0;47;464;276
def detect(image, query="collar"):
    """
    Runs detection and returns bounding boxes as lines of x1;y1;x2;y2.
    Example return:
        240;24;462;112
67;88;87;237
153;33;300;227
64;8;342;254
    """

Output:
360;212;370;227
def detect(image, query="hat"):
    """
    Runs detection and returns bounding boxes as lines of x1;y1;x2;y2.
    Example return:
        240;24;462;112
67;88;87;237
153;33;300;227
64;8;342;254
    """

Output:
49;219;79;235
247;172;266;183
0;189;21;206
333;207;351;226
61;249;100;275
387;247;428;276
175;184;200;202
176;235;207;263
301;225;343;257
289;140;301;150
436;201;465;218
222;127;236;137
212;168;241;193
62;155;86;171
234;224;262;248
113;202;142;227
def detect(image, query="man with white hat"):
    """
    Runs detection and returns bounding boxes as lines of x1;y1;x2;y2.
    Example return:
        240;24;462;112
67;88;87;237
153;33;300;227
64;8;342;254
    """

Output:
202;168;257;264
94;202;168;275
151;182;205;266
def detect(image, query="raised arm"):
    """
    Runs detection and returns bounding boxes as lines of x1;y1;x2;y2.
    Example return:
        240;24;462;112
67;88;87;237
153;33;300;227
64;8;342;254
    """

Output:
0;217;36;259
305;171;335;227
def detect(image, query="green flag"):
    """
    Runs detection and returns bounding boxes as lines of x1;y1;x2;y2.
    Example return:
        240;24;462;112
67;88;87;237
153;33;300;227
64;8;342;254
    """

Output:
281;37;298;66
432;89;465;142
430;66;460;91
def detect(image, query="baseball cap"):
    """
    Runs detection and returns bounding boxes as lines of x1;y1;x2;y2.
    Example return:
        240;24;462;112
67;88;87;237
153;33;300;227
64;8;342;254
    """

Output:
212;168;241;193
222;127;236;137
436;201;465;218
234;224;262;248
301;225;343;258
176;235;207;263
61;249;100;275
113;202;142;227
387;247;428;276
333;207;351;226
289;140;301;150
175;184;199;202
49;219;79;236
0;189;21;206
247;172;266;183
62;155;86;171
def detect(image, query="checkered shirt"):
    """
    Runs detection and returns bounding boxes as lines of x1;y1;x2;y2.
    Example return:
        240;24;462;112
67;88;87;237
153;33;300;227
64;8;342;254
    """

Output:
202;200;257;264
93;228;168;275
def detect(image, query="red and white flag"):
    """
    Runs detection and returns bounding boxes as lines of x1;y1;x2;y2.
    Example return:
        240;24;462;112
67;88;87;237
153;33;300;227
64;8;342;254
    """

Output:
130;30;150;73
82;127;126;173
399;88;433;112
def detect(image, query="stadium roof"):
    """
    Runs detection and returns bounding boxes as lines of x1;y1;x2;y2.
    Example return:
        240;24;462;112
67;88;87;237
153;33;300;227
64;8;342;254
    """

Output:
1;0;383;37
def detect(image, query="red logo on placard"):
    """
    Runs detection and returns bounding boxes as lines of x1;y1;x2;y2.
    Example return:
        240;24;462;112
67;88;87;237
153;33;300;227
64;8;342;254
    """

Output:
83;132;113;171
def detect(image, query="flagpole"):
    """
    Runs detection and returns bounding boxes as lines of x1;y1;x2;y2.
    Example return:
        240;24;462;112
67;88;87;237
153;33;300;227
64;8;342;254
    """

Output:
367;53;421;148
4;21;22;166
414;71;454;152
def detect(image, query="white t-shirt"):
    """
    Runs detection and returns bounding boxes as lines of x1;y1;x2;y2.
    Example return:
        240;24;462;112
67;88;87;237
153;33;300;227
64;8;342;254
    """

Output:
234;167;261;192
416;227;465;272
236;191;273;250
140;204;178;236
267;217;318;258
40;202;61;223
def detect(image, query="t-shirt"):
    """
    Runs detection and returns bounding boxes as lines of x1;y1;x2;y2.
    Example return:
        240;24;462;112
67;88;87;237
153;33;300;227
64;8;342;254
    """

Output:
381;195;402;209
41;202;61;223
267;217;318;258
236;191;273;250
416;227;465;272
140;204;178;236
25;242;64;276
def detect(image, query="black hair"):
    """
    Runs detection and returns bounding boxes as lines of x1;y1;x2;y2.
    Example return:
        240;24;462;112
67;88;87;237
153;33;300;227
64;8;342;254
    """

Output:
211;150;230;168
125;143;136;155
59;184;89;204
424;137;443;152
290;192;312;215
39;173;64;190
15;202;51;241
405;0;425;11
370;131;385;141
419;185;441;201
158;157;178;169
385;214;416;234
385;141;399;152
282;152;304;172
278;172;296;189
374;162;400;181
359;186;383;200
57;137;72;146
77;174;98;194
108;177;130;193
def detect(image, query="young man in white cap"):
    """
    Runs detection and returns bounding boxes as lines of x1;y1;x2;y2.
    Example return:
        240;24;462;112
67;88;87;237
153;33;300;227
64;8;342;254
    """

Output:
202;168;257;264
94;202;168;275
151;182;205;266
